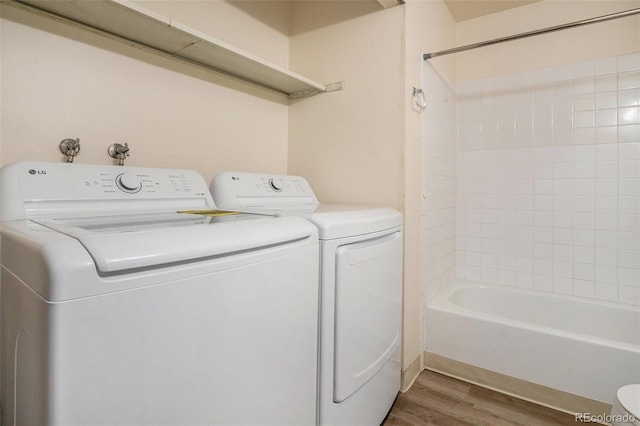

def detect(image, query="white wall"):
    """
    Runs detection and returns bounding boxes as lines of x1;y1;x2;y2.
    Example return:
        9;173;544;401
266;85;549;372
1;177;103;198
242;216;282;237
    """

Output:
421;64;457;305
456;52;640;305
449;1;640;305
0;2;291;183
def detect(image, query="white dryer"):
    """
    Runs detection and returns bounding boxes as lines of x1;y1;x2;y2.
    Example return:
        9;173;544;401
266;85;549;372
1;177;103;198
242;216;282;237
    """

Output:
0;162;319;426
211;172;403;426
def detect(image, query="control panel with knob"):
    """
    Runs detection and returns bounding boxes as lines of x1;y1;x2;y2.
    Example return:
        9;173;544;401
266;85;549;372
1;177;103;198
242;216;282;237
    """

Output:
210;172;320;210
268;178;283;192
115;173;142;193
3;162;212;221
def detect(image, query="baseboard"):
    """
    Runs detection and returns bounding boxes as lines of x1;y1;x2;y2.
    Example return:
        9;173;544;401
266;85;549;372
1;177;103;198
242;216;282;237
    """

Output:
401;355;421;392
424;352;612;423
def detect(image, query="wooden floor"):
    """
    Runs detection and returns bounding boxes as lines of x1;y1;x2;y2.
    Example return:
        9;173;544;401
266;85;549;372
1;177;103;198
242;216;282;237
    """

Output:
383;370;577;426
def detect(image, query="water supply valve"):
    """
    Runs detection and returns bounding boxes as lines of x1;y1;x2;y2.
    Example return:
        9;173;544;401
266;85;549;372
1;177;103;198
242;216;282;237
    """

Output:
59;138;81;163
108;142;130;166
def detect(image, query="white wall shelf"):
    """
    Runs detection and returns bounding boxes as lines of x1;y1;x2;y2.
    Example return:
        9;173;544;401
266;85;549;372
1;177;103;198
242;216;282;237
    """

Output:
6;0;343;99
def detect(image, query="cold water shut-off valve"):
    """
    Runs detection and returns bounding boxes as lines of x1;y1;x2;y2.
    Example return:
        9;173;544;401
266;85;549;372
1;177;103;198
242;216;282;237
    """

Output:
108;142;130;166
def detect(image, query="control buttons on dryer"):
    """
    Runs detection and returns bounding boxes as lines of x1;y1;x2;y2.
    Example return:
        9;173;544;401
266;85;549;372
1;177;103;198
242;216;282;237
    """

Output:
115;173;142;193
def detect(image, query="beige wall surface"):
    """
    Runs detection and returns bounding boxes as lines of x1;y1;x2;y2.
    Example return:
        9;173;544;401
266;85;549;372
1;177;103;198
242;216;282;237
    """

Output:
403;0;456;389
455;0;640;82
0;2;290;183
288;2;404;209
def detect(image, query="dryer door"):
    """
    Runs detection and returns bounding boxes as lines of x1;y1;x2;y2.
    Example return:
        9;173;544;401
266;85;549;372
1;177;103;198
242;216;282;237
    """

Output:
333;230;402;403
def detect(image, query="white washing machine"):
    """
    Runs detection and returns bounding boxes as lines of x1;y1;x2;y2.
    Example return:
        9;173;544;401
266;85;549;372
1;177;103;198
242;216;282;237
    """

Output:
0;162;320;426
211;172;403;426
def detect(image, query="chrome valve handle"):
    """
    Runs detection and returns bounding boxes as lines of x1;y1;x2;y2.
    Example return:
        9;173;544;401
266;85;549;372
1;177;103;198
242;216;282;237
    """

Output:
108;142;130;166
59;138;81;163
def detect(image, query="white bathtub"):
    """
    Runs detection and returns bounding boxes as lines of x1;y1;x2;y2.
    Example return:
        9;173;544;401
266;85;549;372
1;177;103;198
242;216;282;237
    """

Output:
425;282;640;405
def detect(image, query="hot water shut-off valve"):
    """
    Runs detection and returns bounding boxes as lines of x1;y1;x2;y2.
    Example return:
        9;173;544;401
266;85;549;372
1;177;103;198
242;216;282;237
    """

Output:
59;138;81;163
108;142;130;166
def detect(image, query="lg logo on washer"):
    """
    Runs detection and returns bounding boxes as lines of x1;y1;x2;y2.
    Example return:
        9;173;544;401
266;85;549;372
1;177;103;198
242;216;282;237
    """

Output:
28;169;46;175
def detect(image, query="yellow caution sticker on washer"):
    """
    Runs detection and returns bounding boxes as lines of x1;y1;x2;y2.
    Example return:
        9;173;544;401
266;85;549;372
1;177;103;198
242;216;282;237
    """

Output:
178;209;242;216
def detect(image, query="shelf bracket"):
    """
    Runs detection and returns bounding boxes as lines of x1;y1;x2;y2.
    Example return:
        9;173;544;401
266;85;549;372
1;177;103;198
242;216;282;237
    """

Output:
289;81;344;100
377;0;405;8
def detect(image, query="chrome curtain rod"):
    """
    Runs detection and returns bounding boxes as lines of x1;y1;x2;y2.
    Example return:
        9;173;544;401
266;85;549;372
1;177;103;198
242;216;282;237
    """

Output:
423;8;640;60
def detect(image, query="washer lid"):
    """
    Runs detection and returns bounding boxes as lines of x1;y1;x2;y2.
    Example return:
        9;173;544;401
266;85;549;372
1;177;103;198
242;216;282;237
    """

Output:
618;385;640;418
32;212;312;274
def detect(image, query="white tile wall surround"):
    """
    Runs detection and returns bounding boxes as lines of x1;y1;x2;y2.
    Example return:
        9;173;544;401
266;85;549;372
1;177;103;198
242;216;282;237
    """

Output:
455;52;640;306
421;63;458;305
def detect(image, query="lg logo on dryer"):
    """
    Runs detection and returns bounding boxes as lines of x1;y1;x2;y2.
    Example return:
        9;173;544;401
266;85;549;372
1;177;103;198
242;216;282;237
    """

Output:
28;169;46;175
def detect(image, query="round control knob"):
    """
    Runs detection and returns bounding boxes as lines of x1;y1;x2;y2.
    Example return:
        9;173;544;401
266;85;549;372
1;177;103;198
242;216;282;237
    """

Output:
268;178;282;192
115;173;142;193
